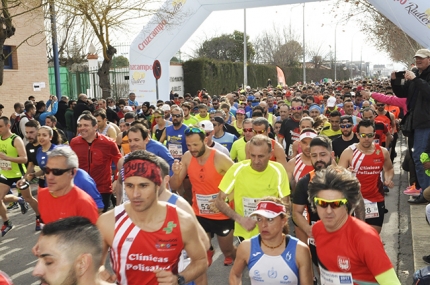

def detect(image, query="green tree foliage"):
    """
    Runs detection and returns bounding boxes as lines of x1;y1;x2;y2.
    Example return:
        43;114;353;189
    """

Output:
112;55;129;68
196;30;255;62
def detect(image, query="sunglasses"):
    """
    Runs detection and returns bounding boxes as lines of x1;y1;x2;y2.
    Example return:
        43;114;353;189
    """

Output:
153;115;162;119
172;114;183;118
185;127;204;134
359;133;375;138
376;104;385;107
340;124;353;128
125;122;131;127
291;106;303;111
314;197;348;208
243;128;253;133
107;101;112;103
253;129;266;134
45;167;73;176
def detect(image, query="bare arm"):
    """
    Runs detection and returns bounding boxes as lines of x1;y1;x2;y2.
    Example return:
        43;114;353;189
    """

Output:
159;128;167;144
229;241;250;285
274;141;288;171
292;204;313;238
338;148;352;169
382;148;395;188
170;154;190;190
296;241;314;285
354;192;365;221
115;132;123;146
96;211;117;283
115;158;124;205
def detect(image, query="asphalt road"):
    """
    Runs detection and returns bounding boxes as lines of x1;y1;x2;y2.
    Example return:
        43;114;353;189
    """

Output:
0;137;414;284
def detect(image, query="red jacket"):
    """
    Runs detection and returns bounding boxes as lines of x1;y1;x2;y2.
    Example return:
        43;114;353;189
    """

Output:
70;134;121;194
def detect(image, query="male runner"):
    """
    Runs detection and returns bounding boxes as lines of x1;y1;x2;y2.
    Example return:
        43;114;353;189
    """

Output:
170;126;236;266
332;115;359;160
97;150;207;284
339;119;394;233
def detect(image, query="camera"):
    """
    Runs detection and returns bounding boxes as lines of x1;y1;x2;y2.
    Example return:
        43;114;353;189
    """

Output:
395;71;406;79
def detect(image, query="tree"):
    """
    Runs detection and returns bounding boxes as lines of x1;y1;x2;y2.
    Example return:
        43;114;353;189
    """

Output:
112;55;129;68
253;25;302;66
307;42;330;69
196;30;255;62
333;0;422;66
55;0;186;98
0;0;45;85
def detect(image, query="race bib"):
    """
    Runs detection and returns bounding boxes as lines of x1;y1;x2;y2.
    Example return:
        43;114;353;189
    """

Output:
168;144;183;159
303;206;309;221
0;160;11;171
196;194;218;215
319;266;353;285
364;199;379;219
242;197;262;217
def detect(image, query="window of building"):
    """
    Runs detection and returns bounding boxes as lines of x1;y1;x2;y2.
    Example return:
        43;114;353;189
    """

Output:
3;45;17;70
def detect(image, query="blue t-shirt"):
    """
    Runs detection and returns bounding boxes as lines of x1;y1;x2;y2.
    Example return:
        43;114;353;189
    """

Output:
146;139;175;175
74;168;104;209
165;125;188;160
36;144;57;172
212;132;237;151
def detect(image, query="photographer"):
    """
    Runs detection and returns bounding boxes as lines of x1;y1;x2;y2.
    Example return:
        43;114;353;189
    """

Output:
391;49;430;204
35;95;58;126
73;93;95;133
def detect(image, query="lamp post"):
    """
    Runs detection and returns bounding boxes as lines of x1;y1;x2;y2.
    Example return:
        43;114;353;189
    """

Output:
302;3;306;84
243;9;247;88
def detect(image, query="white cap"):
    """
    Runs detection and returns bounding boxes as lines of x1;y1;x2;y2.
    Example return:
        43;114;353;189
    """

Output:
300;131;317;141
199;120;214;131
161;104;171;112
327;96;336;107
123;106;134;112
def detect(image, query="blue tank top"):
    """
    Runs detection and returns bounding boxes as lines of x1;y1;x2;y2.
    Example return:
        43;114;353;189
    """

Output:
165;125;188;160
248;235;299;285
212;132;237;151
36;144;57;172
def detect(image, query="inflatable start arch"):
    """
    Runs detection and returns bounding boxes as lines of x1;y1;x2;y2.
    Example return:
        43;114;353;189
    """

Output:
129;0;322;104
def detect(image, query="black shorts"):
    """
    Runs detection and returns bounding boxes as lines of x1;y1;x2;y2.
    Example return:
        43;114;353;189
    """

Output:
197;216;234;237
0;177;21;187
365;200;385;227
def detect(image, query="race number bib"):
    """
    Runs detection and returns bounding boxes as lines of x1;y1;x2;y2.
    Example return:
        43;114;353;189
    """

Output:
196;194;218;215
168;144;183;159
319;266;353;285
242;197;262;217
364;199;379;219
303;206;309;221
0;160;11;171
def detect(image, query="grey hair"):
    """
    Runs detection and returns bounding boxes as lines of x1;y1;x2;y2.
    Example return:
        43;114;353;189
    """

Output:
47;146;79;168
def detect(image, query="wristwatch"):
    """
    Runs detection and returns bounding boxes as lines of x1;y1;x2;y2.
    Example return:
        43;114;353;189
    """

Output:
177;274;185;285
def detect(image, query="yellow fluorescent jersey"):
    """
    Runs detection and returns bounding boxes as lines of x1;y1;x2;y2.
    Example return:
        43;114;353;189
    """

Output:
230;137;247;162
0;135;26;178
218;160;290;239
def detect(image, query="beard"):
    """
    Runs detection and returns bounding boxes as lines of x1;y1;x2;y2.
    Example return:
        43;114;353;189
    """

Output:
312;158;332;171
172;120;181;127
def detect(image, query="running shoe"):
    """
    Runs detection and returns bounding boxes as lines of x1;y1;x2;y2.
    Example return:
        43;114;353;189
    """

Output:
404;183;416;192
7;202;18;210
403;184;421;197
18;199;28;214
207;249;215;267
224;256;234;266
35;219;43;231
1;221;13;237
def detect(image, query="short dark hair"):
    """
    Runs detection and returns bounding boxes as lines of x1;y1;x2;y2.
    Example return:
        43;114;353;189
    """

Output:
127;124;149;141
310;135;332;152
78;114;97;127
291;97;304;105
68;100;76;108
124;112;136;120
356;119;375;133
94;109;107;120
329;111;341;118
0;116;10;125
25;103;35;113
25;119;40;129
46;115;57;123
252;117;269;131
41;217;103;271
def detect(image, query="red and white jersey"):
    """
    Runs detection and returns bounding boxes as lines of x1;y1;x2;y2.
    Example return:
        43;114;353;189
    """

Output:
293;154;314;183
350;144;385;202
110;204;184;285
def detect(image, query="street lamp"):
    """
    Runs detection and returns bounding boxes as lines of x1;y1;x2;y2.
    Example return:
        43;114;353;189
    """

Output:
302;3;306;84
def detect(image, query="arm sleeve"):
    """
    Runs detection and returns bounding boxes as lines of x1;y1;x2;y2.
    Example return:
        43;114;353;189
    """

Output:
371;93;407;111
374;268;401;285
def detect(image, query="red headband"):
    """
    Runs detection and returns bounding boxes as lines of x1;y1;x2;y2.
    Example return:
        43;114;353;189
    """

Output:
122;159;162;186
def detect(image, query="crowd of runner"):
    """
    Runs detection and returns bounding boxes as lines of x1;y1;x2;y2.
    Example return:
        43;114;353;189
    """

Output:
2;48;430;285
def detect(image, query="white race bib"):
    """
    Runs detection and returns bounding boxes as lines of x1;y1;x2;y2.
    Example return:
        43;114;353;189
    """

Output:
196;194;218;215
364;199;379;219
242;197;262;217
0;160;12;171
303;206;309;221
168;144;183;159
319;266;353;285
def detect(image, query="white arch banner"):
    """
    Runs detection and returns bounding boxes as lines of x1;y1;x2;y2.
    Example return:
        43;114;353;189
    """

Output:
129;0;324;104
367;0;430;50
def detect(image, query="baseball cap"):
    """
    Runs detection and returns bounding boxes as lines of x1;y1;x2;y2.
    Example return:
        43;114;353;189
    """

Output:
340;115;353;124
212;116;225;125
123;106;133;112
327;96;336;107
236;109;245;115
414;49;430;58
250;201;286;218
247;96;255;101
161;104;171;112
199;120;214;132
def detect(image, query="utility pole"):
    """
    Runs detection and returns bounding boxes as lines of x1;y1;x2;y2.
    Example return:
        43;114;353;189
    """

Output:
243;9;247;88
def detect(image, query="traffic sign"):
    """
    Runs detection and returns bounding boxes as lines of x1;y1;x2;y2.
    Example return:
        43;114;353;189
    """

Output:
153;60;162;79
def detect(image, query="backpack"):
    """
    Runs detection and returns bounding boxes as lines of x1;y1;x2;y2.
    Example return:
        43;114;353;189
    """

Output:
10;114;26;138
413;266;430;285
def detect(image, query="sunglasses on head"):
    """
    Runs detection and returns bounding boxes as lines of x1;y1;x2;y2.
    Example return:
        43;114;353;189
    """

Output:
172;114;183;118
359;133;375;138
243;128;253;133
340;124;353;128
185;127;204;135
45;167;73;176
253;129;266;134
291;106;303;111
314;197;348;208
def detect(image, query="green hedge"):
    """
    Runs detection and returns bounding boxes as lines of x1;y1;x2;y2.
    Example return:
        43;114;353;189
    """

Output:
183;58;351;95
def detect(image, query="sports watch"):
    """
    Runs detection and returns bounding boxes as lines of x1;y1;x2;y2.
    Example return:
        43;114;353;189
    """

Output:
177;274;186;285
